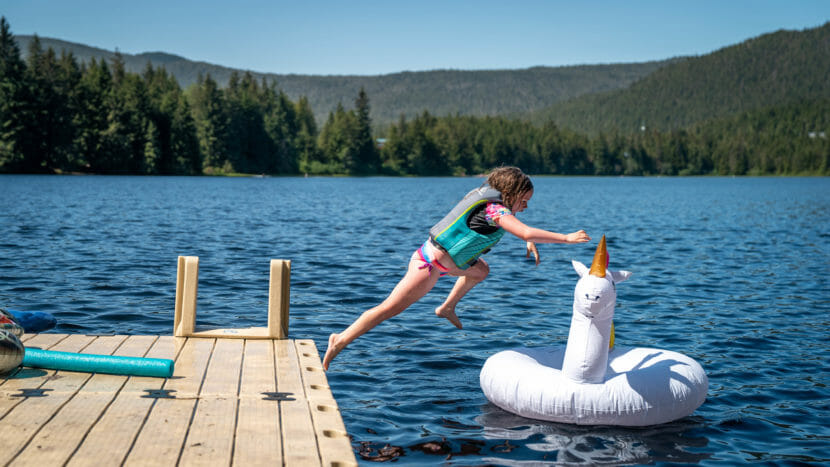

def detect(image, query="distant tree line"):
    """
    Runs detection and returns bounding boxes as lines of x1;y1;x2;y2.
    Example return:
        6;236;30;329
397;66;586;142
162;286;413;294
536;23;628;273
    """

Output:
1;19;827;176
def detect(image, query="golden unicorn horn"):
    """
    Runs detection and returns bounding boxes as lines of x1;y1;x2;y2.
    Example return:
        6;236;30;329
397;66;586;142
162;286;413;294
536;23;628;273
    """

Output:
589;235;608;278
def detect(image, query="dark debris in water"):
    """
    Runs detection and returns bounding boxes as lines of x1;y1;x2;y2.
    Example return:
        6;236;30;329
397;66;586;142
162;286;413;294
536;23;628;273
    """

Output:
356;437;489;462
452;439;485;457
411;438;485;460
357;442;405;462
410;439;451;455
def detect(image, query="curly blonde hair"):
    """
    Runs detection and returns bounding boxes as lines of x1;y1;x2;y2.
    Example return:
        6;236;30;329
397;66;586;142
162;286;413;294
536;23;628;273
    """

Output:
487;166;533;209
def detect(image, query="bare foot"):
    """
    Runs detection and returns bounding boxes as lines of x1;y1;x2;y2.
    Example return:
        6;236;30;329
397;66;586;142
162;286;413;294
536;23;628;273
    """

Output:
322;333;343;370
435;305;463;329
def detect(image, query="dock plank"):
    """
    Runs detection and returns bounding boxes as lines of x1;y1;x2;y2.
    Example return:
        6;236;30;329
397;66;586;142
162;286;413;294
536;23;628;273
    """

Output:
276;339;322;466
178;338;243;466
296;340;356;467
233;339;282;466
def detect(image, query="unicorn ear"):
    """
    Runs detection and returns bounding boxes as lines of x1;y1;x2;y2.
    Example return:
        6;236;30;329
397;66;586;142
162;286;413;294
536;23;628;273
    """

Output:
572;260;588;278
609;269;632;283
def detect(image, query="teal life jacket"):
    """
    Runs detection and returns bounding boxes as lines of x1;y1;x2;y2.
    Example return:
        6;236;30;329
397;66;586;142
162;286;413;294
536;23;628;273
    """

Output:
429;184;506;269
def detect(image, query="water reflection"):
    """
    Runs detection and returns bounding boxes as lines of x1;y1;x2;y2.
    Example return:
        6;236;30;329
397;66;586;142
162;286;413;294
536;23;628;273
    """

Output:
476;405;712;465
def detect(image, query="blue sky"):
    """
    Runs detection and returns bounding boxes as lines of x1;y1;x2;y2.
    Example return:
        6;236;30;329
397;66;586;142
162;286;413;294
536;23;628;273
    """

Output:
4;0;829;75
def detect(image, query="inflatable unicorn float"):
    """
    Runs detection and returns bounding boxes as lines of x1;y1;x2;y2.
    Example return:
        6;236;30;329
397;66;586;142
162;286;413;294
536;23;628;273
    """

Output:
480;236;708;426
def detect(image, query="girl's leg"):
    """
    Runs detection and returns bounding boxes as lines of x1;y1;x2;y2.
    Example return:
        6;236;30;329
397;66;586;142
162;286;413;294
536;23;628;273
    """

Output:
435;259;489;329
323;255;440;370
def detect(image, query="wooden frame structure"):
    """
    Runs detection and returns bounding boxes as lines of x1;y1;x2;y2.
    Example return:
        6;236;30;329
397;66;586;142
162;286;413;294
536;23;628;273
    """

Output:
1;256;358;465
173;256;291;339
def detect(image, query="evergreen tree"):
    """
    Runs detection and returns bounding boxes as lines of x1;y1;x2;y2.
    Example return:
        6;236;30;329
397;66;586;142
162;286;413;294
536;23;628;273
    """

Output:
19;36;82;172
349;88;378;174
590;134;616;175
100;53;150;173
189;73;228;171
379;114;410;175
431;115;481;174
295;96;321;174
138;64;200;174
75;58;112;171
536;121;566;174
263;84;299;174
0;17;29;171
318;103;355;174
143;119;162;173
142;64;173;173
406;111;445;175
224;72;269;173
171;94;201;174
54;51;84;171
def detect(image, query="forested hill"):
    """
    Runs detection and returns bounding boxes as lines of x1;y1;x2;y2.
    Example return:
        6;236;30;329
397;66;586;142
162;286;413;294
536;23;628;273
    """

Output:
534;22;830;134
5;18;826;177
15;35;674;126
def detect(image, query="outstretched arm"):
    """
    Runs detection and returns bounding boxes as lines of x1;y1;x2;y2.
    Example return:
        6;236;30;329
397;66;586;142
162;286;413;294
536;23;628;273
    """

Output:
497;214;591;244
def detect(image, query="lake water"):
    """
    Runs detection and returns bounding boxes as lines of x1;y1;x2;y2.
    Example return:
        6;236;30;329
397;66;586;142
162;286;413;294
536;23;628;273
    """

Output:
1;175;828;465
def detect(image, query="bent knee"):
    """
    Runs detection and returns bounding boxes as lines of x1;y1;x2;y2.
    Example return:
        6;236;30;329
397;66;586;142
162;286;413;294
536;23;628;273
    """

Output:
471;261;489;280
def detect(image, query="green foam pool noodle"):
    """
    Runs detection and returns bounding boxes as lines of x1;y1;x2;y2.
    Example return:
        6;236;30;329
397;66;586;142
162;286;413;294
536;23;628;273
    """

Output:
22;348;174;378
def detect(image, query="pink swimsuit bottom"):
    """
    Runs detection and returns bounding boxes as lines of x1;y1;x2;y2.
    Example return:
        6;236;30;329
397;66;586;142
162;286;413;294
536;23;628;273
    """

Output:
416;239;451;276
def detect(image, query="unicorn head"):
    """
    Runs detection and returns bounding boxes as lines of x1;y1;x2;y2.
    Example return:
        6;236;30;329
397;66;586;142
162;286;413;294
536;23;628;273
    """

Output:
571;236;632;321
562;235;632;383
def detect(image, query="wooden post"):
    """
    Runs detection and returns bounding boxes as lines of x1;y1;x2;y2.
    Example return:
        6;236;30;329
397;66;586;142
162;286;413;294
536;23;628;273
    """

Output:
268;259;291;338
174;256;199;337
173;256;290;339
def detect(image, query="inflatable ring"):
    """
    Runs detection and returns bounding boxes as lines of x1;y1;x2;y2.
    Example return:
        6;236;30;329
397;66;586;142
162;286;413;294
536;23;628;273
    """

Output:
481;236;708;426
480;345;708;426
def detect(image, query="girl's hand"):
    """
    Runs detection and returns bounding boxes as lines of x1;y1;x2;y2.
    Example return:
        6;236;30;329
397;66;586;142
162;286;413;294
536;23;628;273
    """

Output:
526;241;540;265
566;230;591;243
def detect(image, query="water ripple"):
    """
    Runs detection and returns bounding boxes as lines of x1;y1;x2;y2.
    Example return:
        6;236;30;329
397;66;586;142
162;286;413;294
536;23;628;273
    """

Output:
1;175;828;464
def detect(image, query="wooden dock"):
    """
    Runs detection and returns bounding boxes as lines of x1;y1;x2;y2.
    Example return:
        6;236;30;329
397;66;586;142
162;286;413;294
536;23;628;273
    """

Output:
0;333;357;466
